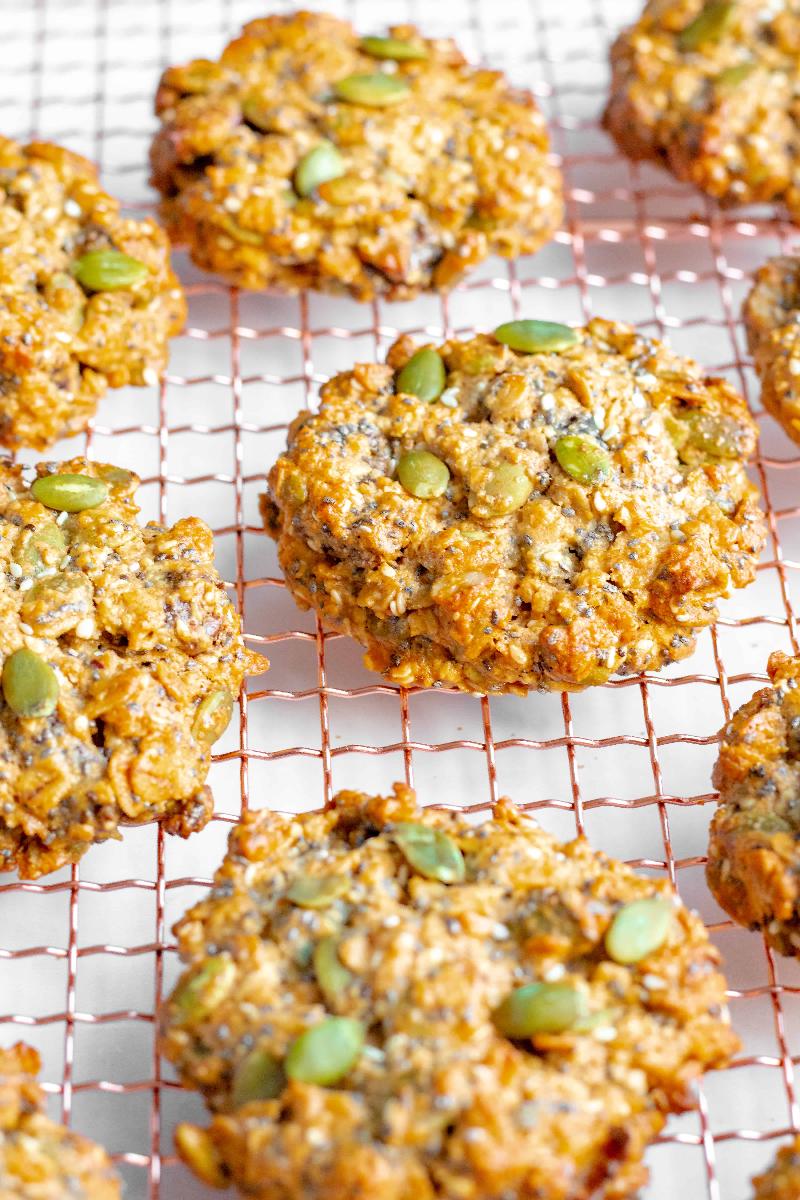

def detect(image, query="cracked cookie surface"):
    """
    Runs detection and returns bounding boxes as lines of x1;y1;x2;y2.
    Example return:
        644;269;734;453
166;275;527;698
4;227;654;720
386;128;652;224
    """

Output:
604;0;800;216
163;784;737;1200
150;10;562;301
0;1043;120;1198
743;255;800;444
0;457;267;878
262;318;765;693
707;651;800;956
0;137;185;451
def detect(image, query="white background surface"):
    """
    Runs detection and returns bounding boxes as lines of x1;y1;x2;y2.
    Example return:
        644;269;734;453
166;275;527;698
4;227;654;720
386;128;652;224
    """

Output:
2;0;800;1196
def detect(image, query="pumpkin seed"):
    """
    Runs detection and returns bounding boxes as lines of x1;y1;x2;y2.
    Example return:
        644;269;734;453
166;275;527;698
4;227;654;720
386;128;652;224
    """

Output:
13;524;67;577
231;1047;285;1107
492;982;587;1038
2;648;59;718
396;347;446;402
668;410;747;460
242;95;274;131
554;434;611;486
476;463;531;517
397;450;450;499
72;249;149;292
715;61;754;89
605;897;673;965
294;141;345;198
172;955;236;1022
31;473;109;513
174;1124;228;1188
334;73;410;107
192;688;235;744
313;936;354;1002
494;319;579;354
360;35;428;61
286;873;349;909
392;821;465;884
678;2;735;51
285;1017;365;1086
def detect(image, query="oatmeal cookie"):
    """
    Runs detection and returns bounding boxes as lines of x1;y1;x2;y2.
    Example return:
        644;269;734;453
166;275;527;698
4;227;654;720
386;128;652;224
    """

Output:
163;784;738;1200
753;1137;800;1200
743;255;800;443
262;317;765;693
604;0;800;216
707;651;800;956
0;458;267;878
149;11;562;301
0;137;185;451
0;1042;120;1198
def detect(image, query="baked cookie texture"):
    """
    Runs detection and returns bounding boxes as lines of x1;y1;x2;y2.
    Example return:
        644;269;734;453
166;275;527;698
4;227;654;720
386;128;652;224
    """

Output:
743;255;800;444
0;137;185;452
604;0;800;215
149;11;563;301
0;458;267;879
753;1137;800;1200
707;651;800;956
0;1042;120;1198
163;785;738;1200
262;319;765;694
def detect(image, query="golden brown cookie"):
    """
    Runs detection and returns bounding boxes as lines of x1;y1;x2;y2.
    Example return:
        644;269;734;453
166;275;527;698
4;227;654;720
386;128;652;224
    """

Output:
604;0;800;215
753;1137;800;1200
163;784;738;1200
262;318;765;693
0;1043;120;1198
149;11;562;301
0;458;267;878
0;138;185;451
743;255;800;443
707;651;800;956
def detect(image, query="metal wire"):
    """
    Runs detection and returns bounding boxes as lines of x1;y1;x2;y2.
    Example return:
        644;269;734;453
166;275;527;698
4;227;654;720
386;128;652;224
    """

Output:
3;0;800;1196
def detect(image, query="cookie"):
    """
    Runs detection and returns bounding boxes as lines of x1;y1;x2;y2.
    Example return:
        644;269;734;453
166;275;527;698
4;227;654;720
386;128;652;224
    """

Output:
162;784;738;1200
0;1042;119;1198
604;0;800;215
0;458;267;878
149;11;562;301
743;255;800;444
262;317;765;693
0;137;185;452
707;651;800;956
753;1137;800;1200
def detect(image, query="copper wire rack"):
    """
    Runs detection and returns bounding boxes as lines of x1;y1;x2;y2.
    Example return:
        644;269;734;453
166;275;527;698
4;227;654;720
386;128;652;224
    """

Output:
3;0;800;1196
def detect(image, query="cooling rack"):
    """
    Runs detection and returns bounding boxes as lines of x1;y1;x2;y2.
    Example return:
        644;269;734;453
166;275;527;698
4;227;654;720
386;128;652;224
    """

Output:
3;0;800;1196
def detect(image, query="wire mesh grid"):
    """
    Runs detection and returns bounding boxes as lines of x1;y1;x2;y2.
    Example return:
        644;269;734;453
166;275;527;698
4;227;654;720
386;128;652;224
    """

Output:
4;0;800;1196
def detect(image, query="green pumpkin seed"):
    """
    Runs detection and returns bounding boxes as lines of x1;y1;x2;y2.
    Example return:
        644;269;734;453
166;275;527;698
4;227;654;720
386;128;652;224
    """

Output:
605;898;673;965
313;936;354;1002
334;73;410;107
193;688;235;744
396;348;446;402
172;955;236;1022
72;249;149;292
294;141;345;198
397;450;450;499
477;463;531;517
667;410;747;460
31;473;109;513
492;982;587;1038
678;2;735;51
715;61;754;89
554;434;611;486
2;648;59;719
285;1016;365;1086
231;1047;285;1107
286;873;349;909
360;35;428;61
493;319;579;354
14;524;67;577
392;821;465;884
